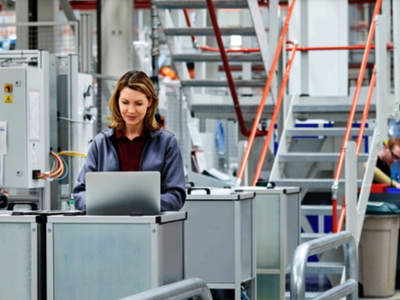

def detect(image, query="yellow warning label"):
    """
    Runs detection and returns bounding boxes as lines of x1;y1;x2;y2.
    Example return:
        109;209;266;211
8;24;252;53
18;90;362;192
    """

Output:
5;95;12;103
4;84;12;93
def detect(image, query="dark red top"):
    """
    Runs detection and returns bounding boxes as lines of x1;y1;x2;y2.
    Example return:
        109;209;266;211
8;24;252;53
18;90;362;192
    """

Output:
116;128;148;171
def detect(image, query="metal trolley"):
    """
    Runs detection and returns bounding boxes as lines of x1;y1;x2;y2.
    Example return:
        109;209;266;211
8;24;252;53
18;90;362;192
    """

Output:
183;189;256;300
46;212;186;300
235;186;301;300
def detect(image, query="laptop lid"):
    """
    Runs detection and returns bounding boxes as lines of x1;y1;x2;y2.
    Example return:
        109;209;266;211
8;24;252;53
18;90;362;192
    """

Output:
86;171;161;216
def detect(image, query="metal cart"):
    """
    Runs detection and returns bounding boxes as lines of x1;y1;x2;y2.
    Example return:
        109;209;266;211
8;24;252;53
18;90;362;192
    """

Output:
46;212;186;300
235;186;301;300
183;189;256;300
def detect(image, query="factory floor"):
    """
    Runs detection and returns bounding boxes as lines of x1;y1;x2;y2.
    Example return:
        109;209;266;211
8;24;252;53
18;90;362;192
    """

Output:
361;292;400;299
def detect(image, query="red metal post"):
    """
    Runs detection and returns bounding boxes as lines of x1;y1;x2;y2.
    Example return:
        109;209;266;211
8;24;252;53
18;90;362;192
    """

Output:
236;0;297;186
332;0;382;233
252;44;298;186
205;0;266;138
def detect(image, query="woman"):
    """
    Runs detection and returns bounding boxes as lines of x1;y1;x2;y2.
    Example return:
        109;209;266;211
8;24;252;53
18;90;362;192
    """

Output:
73;70;186;211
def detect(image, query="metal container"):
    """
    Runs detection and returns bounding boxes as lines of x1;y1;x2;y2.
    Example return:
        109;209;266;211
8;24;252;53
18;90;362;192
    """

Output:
183;189;256;300
235;186;301;300
0;212;46;300
46;212;186;300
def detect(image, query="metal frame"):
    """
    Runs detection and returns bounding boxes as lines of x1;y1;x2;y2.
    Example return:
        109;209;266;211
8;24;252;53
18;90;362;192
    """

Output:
79;14;93;73
31;222;39;300
0;21;79;54
290;231;358;300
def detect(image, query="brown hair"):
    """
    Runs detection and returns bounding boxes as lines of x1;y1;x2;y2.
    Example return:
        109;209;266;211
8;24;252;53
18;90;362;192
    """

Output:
389;137;400;150
109;70;161;133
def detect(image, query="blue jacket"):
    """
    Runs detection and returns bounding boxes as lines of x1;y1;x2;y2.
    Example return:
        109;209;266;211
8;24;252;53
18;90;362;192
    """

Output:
73;128;186;211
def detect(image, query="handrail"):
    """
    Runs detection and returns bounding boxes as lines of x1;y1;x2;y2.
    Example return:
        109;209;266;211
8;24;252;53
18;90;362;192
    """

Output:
286;44;393;51
199;44;393;53
205;0;267;137
290;231;358;300
119;278;213;300
337;65;377;233
331;0;382;233
235;0;297;186
252;43;298;186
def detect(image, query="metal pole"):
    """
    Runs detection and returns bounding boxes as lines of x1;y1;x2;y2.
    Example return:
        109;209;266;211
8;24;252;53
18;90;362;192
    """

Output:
151;0;160;96
79;14;93;73
394;0;400;110
96;0;102;134
376;14;389;141
300;0;309;95
344;141;358;241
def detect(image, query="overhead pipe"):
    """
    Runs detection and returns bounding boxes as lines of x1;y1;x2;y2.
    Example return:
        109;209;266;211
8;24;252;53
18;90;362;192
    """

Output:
252;43;298;186
331;0;382;233
235;0;297;187
337;65;377;233
205;0;267;138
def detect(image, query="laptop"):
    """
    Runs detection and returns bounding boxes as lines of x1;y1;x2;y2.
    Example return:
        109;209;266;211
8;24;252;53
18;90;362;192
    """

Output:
86;171;161;216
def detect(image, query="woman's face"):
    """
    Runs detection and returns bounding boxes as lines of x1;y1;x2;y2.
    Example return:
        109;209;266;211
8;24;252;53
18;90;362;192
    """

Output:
118;87;152;130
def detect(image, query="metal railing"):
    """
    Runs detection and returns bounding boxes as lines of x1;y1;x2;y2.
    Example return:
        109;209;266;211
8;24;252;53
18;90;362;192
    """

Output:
252;42;298;185
119;278;213;300
290;231;358;300
331;0;382;233
236;0;297;186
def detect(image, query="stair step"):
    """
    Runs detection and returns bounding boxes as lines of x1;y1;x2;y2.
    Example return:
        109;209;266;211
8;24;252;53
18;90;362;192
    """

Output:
286;127;375;137
293;103;376;113
190;103;274;120
285;291;322;300
301;233;330;243
164;27;256;36
306;262;344;274
279;152;369;162
155;0;249;9
172;53;262;63
274;179;363;189
181;79;266;88
301;205;341;216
